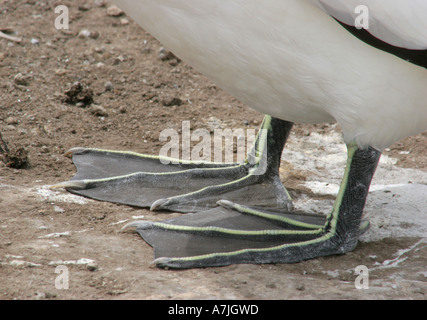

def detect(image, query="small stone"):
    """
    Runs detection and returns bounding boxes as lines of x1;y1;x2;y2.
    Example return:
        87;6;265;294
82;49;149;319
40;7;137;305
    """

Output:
158;47;179;62
104;81;114;91
107;5;124;16
14;73;28;86
78;29;91;38
162;97;183;107
120;18;129;25
44;292;57;299
94;0;107;7
94;47;105;54
168;59;179;67
62;81;94;106
90;31;99;39
41;145;49;153
296;284;305;291
55;68;67;76
53;206;64;213
112;55;125;65
90;104;108;117
86;262;98;271
141;47;152;54
118;106;127;113
78;29;99;39
6;117;18;125
78;3;91;11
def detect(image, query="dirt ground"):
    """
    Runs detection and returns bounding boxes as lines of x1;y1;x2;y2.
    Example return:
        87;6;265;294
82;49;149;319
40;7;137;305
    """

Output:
0;1;426;300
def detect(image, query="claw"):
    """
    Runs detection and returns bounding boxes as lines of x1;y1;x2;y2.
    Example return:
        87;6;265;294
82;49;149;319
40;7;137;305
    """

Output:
216;199;235;210
64;147;88;157
122;220;154;231
152;257;174;268
50;180;87;190
150;198;170;211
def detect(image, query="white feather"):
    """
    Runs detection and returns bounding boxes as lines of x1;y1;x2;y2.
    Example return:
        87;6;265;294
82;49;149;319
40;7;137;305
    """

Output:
311;0;427;49
113;0;427;150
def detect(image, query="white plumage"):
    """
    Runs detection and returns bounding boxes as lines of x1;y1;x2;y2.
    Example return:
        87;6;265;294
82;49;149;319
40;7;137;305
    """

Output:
312;0;427;49
114;0;427;150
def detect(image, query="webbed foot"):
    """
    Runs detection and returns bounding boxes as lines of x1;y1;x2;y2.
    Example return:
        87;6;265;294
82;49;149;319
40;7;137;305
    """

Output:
124;145;381;268
57;116;294;212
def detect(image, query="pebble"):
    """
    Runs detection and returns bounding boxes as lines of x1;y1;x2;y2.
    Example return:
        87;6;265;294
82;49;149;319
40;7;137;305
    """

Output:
107;5;124;16
78;29;91;38
78;29;99;39
162;97;183;107
120;18;129;25
86;262;98;271
94;0;107;7
94;47;105;54
6;116;18;125
158;47;177;61
141;47;152;54
78;3;91;11
90;104;108;117
104;81;114;91
53;206;64;213
63;81;94;106
112;55;125;65
55;68;67;76
14;73;28;86
296;284;305;291
41;146;49;153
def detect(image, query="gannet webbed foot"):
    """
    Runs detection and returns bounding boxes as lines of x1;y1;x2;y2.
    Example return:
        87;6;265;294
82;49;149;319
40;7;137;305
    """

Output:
56;116;294;213
125;145;381;268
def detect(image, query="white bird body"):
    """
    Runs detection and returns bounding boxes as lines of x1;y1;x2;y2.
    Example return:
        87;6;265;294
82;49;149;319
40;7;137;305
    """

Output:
313;0;427;49
114;0;427;150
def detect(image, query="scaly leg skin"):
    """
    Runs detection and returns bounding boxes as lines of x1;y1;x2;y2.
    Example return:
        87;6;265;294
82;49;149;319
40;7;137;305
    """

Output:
55;116;293;212
126;144;381;268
